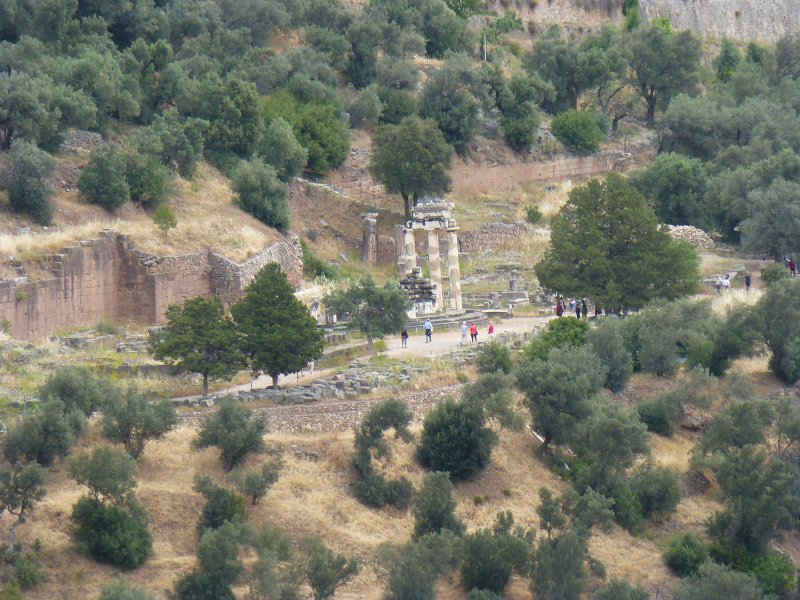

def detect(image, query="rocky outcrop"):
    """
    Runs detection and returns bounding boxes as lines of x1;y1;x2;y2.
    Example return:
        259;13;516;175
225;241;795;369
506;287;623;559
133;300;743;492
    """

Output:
666;225;715;252
0;231;303;341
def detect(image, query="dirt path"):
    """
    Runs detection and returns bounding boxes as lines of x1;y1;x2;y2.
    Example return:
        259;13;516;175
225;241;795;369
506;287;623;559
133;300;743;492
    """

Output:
179;315;550;432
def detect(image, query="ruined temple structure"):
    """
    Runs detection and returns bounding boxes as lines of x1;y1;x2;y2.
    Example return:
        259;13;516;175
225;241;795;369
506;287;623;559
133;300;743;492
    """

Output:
399;267;436;317
394;199;463;314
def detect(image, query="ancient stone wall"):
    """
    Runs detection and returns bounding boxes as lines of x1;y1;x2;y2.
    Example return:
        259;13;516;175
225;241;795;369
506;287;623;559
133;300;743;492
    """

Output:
452;152;629;194
0;231;303;341
459;223;533;254
640;0;797;43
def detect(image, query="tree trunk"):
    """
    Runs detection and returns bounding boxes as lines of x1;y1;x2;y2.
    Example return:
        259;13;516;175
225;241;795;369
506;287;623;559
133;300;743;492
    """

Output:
7;517;21;554
611;113;627;132
271;373;279;390
202;373;209;397
402;193;412;221
645;96;656;127
367;336;375;355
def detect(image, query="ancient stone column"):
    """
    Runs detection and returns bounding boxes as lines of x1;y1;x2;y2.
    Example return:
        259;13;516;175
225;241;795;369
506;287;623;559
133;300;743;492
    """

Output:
427;229;443;310
403;228;417;274
361;213;378;266
447;229;462;310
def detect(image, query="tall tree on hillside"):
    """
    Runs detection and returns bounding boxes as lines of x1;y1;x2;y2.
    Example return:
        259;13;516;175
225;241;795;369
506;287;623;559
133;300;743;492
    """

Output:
740;179;800;262
369;116;454;220
232;264;324;389
626;24;702;127
323;276;410;353
536;174;699;311
152;296;244;397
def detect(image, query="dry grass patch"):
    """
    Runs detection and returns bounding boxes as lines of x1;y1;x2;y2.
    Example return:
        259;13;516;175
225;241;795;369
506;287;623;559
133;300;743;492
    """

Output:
589;527;675;596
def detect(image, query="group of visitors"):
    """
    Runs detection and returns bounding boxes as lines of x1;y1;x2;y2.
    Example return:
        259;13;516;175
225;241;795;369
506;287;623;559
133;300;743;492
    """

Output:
555;298;589;319
462;321;492;344
715;271;754;293
399;319;494;348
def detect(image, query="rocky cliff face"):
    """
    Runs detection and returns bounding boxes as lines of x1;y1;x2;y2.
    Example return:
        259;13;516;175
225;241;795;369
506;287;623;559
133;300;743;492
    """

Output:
640;0;797;42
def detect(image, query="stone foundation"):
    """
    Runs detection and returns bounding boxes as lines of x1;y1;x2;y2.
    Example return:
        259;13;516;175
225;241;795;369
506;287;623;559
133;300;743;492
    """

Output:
0;231;303;341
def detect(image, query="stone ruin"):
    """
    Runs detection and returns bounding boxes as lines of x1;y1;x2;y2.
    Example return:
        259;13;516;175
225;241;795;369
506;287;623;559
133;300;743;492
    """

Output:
399;267;437;316
393;199;463;315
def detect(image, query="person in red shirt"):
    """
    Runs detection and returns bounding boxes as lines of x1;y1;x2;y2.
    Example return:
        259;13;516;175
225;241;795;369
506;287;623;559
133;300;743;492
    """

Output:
488;321;494;337
469;323;478;343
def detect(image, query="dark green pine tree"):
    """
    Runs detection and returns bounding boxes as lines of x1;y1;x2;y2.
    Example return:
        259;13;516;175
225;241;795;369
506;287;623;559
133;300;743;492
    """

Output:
152;296;244;396
232;263;324;389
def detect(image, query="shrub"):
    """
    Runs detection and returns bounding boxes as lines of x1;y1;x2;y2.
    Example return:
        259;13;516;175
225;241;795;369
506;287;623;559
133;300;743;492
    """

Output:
592;578;648;600
152;204;177;238
412;472;465;539
71;498;152;569
260;117;308;182
551;110;604;152
0;583;22;600
476;342;513;374
460;513;531;595
100;389;177;460
749;552;796;597
762;263;789;287
523;317;589;361
301;240;338;280
382;531;463;600
636;398;675;437
11;551;44;589
124;150;171;207
68;446;138;506
232;158;291;232
377;86;418;125
193;476;247;532
674;561;764;600
630;466;681;519
3;401;74;467
588;317;634;392
526;205;543;224
194;398;266;471
531;529;589;600
173;524;242;600
664;532;707;577
416;399;497;481
78;145;131;211
299;536;359;600
349;86;383;129
39;366;110;417
231;457;283;505
7;140;57;225
98;580;157;600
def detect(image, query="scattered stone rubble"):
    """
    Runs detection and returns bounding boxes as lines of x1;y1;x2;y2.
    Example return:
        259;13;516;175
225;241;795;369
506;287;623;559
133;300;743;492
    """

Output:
666;225;715;251
174;363;430;408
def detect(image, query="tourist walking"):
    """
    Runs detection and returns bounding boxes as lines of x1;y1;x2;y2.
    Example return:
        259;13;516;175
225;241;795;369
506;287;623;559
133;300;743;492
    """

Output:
715;275;723;294
469;322;478;343
461;321;468;345
488;321;494;337
401;328;409;348
581;299;588;321
575;303;581;319
722;274;731;292
790;258;797;277
556;301;564;317
424;319;433;343
745;271;751;292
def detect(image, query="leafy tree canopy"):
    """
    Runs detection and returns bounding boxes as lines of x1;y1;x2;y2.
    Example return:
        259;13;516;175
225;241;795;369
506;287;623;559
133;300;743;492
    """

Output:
369;116;453;219
536;174;699;311
152;296;244;396
324;276;410;353
231;263;323;389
